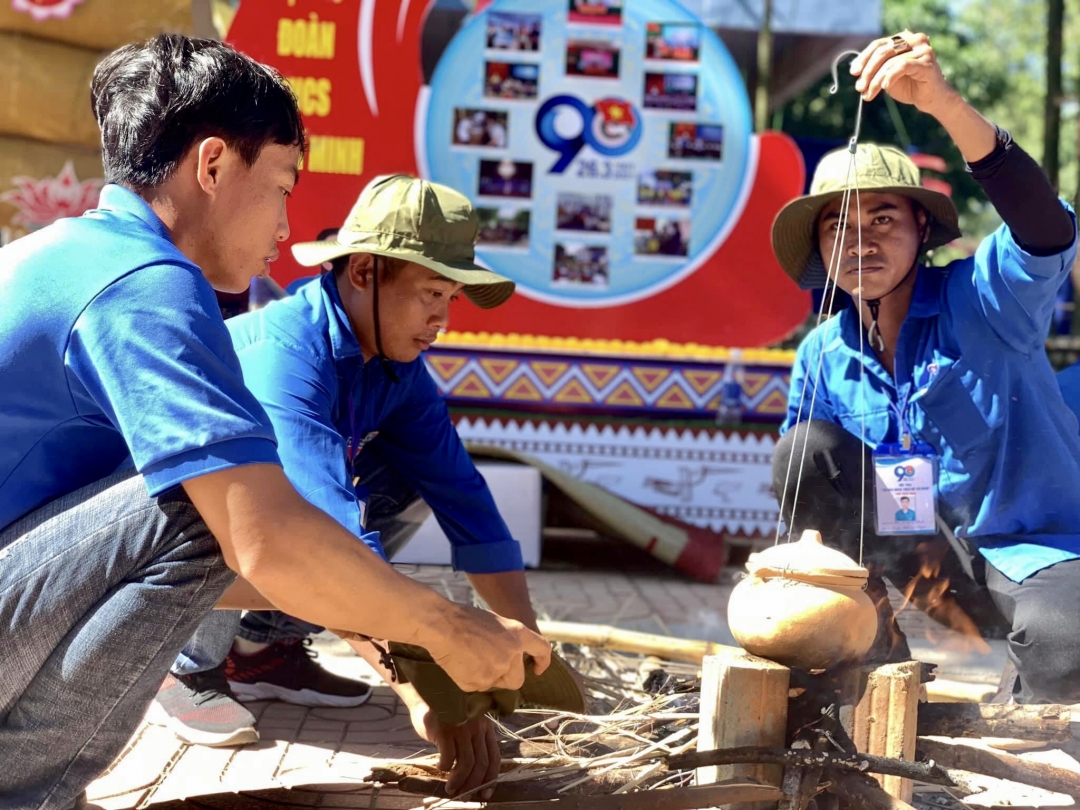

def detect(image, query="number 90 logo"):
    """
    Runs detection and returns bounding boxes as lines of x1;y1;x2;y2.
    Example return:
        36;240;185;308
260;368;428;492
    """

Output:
535;94;643;173
893;464;916;480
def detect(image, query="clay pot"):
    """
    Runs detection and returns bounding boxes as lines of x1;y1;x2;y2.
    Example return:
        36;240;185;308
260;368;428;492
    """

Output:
727;530;877;669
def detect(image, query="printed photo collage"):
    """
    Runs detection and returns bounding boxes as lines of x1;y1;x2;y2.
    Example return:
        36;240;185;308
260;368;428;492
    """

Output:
457;3;723;289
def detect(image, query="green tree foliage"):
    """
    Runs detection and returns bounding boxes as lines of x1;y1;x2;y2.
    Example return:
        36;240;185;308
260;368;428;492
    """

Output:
778;0;1060;242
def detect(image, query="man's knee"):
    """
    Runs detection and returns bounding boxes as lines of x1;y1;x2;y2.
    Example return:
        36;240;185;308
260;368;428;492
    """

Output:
1011;603;1080;702
772;420;857;492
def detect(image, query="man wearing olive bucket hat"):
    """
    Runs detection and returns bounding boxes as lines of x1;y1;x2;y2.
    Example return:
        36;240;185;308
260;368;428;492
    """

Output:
155;175;584;798
772;32;1080;704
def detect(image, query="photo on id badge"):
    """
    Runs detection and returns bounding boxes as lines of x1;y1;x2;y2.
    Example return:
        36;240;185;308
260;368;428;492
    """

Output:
874;454;936;535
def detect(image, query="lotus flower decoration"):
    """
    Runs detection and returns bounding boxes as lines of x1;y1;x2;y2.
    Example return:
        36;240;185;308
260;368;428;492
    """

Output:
11;0;86;22
1;161;103;232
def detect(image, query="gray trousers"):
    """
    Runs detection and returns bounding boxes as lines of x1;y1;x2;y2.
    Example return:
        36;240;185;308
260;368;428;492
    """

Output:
0;473;233;810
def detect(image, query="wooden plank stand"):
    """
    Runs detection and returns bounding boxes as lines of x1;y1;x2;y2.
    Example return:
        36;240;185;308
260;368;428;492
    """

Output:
696;651;922;809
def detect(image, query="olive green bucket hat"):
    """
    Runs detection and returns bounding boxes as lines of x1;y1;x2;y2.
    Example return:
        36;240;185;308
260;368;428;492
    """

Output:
331;630;586;726
291;174;515;309
771;143;961;290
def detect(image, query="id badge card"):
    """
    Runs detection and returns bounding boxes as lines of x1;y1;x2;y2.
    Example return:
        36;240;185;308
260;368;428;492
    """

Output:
873;442;938;536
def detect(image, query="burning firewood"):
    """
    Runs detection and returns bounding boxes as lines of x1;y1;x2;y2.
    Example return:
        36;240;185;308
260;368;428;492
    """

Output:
915;737;1080;798
916;703;1072;743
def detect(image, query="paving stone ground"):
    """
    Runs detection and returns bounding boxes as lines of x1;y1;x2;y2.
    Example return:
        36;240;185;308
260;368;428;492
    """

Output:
86;563;1014;809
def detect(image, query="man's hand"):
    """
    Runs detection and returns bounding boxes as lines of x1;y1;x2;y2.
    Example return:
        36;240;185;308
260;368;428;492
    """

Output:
409;702;500;799
426;604;551;693
850;31;954;114
849;30;996;164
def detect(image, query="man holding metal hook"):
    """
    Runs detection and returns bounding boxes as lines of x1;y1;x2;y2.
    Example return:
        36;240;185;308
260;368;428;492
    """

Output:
772;31;1080;703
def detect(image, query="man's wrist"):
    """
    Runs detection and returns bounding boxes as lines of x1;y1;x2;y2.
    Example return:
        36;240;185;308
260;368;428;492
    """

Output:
395;680;426;713
925;88;997;164
921;86;964;122
411;593;468;652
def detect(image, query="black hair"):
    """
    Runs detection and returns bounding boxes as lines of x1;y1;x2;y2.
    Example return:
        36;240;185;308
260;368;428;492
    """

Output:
91;34;305;189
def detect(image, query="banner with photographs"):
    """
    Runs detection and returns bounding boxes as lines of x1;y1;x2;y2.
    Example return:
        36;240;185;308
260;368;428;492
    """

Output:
423;0;752;307
226;0;810;347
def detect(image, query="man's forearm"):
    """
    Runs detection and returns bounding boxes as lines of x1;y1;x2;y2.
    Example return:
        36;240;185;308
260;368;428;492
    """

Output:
925;90;997;165
216;576;274;610
185;465;462;649
245;503;460;643
467;570;539;633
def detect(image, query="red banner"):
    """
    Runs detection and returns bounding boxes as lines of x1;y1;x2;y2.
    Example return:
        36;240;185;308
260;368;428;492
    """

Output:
227;0;809;347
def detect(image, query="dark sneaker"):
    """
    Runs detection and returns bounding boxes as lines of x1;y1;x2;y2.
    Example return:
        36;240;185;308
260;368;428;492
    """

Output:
225;638;373;707
150;667;259;747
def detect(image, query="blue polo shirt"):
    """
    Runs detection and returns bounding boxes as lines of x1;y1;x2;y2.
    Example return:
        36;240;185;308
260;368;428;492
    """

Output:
783;210;1080;582
1057;363;1080;425
0;185;279;534
224;271;523;573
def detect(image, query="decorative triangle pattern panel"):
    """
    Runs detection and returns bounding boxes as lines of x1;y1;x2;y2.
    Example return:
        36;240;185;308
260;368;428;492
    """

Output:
424;349;792;421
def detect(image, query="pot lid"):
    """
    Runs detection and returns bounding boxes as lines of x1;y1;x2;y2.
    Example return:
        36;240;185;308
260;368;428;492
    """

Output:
746;530;869;580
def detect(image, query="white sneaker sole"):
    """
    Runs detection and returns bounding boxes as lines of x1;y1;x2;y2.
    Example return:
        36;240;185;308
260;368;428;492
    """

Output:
230;681;373;708
146;699;260;748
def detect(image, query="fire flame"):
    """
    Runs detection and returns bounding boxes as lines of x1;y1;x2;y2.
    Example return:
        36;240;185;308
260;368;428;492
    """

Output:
894;540;991;655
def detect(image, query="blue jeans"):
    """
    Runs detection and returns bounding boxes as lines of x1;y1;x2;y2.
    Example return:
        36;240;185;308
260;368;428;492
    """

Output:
0;472;234;810
172;450;431;675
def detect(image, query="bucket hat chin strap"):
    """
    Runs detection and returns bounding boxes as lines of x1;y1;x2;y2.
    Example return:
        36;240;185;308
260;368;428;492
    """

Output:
372;256;400;384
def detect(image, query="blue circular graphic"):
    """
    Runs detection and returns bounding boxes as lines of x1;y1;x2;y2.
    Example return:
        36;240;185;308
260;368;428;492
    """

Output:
425;0;753;306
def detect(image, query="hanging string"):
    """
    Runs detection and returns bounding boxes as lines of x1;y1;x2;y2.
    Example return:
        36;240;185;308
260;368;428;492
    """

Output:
854;175;867;568
774;50;868;550
774;158;854;543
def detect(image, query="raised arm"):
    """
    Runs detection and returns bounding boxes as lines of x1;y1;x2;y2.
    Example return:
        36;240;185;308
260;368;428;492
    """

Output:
853;31;1078;350
851;31;996;163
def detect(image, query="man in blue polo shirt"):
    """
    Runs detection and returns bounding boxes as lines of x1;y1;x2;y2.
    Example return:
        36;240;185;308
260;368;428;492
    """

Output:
0;35;549;810
894;498;916;523
771;32;1080;702
157;175;541;798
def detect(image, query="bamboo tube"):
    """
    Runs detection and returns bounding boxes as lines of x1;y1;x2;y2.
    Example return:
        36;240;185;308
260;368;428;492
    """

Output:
537;620;737;664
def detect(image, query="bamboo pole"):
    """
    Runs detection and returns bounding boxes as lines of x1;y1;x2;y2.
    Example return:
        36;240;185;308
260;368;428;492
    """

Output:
537;620;737;664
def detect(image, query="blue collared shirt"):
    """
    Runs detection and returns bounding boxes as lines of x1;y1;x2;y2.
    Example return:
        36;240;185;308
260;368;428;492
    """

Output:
1056;363;1080;425
224;272;523;573
783;211;1080;582
0;185;279;533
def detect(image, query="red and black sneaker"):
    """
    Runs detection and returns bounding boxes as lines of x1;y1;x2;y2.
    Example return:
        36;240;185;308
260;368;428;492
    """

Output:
150;667;259;747
225;638;373;708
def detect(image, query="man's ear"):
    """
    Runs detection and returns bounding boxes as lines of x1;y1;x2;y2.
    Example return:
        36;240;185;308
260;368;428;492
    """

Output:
345;253;374;291
915;205;930;244
195;137;230;196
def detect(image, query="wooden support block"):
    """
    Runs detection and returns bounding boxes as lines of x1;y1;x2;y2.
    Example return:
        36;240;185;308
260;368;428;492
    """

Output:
697;650;790;809
843;661;921;804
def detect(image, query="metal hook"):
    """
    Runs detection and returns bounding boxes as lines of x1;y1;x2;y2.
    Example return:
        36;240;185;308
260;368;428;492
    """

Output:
829;49;862;94
829;49;865;152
